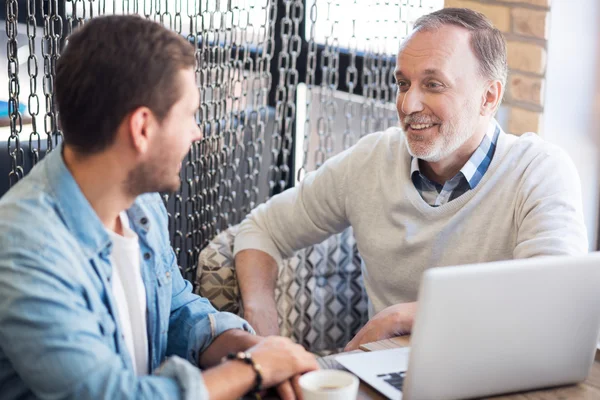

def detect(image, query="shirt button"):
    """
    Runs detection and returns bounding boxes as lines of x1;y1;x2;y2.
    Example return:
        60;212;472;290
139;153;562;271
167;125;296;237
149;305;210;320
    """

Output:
144;252;151;260
140;217;148;225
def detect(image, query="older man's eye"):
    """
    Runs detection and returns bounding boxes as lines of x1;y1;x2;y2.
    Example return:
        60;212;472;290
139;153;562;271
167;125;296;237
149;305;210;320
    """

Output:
396;80;409;91
426;82;443;89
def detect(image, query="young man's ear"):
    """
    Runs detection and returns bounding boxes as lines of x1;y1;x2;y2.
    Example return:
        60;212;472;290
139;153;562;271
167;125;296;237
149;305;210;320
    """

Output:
481;80;503;116
128;107;155;154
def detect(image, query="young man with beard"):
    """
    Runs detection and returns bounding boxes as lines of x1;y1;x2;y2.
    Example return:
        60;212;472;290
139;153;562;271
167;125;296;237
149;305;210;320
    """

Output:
233;8;588;349
0;15;317;400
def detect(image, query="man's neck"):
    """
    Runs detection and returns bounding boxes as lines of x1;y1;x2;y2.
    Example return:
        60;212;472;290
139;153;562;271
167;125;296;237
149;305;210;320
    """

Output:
420;120;489;185
62;145;135;234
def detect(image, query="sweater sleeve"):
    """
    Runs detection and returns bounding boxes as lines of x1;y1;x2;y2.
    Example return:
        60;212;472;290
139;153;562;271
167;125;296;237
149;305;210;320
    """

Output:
513;146;588;258
234;146;353;267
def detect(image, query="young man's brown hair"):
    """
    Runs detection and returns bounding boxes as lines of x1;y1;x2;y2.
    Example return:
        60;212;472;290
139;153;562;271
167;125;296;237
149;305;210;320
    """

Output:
55;15;196;155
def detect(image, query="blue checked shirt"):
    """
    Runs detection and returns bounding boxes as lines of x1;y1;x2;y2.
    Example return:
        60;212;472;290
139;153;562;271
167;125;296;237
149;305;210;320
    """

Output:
411;120;501;207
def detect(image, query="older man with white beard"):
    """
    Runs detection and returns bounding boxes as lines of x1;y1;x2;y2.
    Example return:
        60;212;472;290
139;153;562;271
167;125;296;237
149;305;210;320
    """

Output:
233;8;588;349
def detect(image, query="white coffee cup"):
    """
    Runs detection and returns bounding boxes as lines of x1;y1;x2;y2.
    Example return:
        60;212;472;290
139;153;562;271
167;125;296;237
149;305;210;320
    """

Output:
298;370;359;400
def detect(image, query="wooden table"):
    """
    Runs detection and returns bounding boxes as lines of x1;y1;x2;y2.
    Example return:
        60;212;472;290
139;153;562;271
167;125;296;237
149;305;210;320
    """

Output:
317;336;600;400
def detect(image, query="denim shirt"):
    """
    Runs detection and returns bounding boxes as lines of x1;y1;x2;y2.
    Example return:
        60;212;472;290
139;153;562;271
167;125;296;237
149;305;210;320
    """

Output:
0;146;254;400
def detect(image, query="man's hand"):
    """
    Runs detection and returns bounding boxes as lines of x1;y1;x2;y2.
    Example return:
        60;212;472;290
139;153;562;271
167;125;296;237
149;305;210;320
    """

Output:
344;302;417;351
249;336;319;389
275;375;303;400
202;336;316;400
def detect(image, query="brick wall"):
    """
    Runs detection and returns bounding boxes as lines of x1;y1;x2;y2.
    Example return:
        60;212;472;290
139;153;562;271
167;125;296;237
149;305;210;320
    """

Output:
444;0;551;134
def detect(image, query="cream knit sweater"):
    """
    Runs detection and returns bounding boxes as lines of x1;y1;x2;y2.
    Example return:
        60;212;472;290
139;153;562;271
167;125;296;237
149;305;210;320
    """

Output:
234;126;588;316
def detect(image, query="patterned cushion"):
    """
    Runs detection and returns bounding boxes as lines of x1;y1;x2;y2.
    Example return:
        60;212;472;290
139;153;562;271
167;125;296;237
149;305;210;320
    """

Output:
195;225;369;353
196;227;242;314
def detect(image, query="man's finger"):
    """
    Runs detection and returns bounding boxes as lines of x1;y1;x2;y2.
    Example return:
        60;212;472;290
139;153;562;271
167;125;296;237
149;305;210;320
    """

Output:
292;375;303;400
344;338;358;352
277;381;296;400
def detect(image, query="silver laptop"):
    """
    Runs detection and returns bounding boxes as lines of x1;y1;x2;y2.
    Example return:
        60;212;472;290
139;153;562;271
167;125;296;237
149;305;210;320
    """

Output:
336;253;600;400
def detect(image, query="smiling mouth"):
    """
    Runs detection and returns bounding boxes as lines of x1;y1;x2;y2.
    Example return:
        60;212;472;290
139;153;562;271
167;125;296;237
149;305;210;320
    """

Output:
406;123;439;132
409;123;434;130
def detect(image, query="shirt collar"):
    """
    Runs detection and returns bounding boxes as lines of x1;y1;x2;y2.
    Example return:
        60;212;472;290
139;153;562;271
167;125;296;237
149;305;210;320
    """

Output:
410;119;501;189
44;145;111;259
459;119;501;189
43;145;151;259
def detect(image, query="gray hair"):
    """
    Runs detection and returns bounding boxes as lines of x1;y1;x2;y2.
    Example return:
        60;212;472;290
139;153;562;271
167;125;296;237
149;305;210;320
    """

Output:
413;8;508;92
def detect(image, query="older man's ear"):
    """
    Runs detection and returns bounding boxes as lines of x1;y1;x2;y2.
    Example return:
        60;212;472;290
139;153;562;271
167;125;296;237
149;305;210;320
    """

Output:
481;80;503;116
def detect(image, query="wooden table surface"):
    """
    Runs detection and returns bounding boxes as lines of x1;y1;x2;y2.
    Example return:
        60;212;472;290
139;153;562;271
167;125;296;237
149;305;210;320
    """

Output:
345;336;600;399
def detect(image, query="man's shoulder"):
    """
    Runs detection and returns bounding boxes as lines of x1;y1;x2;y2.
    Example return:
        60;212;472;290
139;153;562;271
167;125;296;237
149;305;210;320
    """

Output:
0;171;64;236
507;132;575;170
0;173;77;271
498;132;579;190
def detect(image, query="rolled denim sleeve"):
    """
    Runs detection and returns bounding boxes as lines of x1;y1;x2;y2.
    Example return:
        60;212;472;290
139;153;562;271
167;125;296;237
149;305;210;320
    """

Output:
154;356;209;400
165;249;255;367
185;311;256;366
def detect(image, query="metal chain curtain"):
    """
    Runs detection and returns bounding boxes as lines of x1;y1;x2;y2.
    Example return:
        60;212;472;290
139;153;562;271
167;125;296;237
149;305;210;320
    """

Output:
3;0;441;282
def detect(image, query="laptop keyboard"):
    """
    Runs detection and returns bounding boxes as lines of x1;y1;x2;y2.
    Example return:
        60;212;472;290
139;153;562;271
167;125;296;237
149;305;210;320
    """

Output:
377;371;406;392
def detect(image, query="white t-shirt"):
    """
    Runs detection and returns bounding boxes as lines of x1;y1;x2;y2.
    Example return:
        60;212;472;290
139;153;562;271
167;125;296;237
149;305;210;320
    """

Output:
108;212;149;376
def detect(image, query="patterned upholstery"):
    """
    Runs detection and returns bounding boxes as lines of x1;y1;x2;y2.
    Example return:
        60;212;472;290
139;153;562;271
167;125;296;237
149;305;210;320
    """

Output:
195;225;369;353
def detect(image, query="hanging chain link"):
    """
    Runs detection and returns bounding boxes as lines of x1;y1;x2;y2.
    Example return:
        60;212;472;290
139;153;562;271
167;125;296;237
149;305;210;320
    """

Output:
216;0;234;231
171;0;188;277
360;0;374;138
371;1;396;132
52;0;63;145
296;0;316;182
343;0;358;151
6;0;24;186
213;0;231;236
269;0;301;196
279;0;301;190
246;0;273;215
227;0;245;228
268;0;289;197
26;0;41;166
41;0;62;155
192;0;214;273
65;0;74;38
314;0;338;168
177;0;196;278
238;0;255;222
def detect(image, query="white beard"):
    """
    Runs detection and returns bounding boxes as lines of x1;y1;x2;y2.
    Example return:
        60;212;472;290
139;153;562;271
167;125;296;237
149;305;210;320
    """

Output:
403;101;479;163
